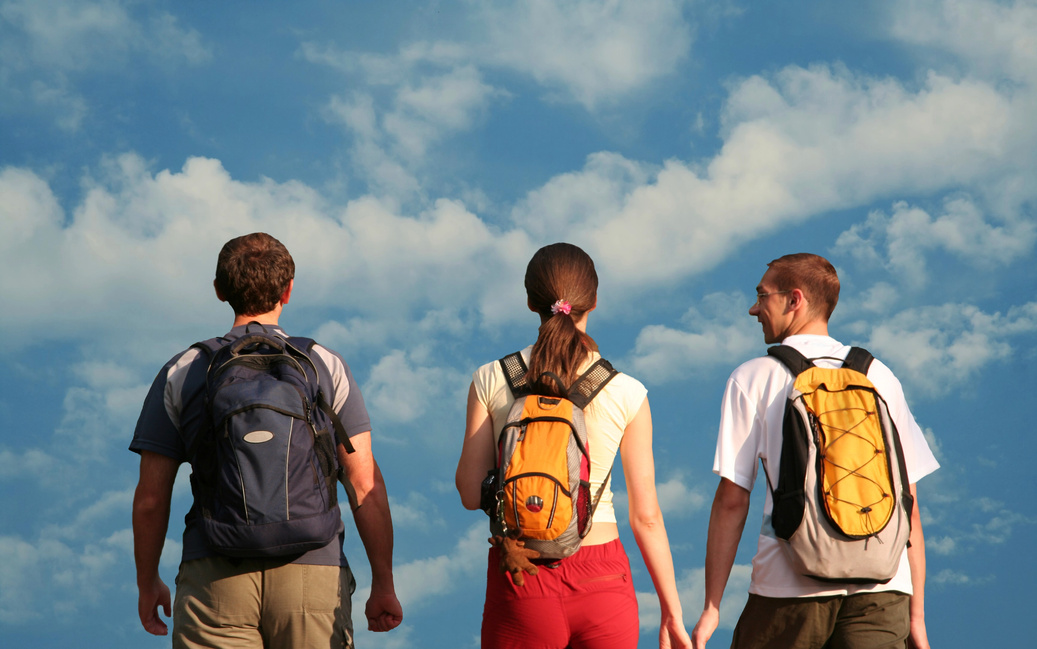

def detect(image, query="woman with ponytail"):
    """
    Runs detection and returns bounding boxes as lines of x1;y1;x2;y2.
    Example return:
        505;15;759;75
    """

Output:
456;243;691;649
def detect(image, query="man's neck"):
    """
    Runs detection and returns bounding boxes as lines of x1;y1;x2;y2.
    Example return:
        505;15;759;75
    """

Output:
780;319;829;341
231;311;281;328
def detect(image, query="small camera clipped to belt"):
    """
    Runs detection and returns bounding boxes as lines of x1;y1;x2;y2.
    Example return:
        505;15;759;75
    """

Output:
480;470;498;516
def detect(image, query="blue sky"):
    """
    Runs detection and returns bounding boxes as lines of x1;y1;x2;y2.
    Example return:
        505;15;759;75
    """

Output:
1;0;1034;647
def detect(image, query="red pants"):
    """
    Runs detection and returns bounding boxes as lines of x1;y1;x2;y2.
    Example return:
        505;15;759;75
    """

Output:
481;538;640;649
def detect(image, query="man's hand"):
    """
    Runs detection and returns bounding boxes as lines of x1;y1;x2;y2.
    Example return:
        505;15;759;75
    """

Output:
490;534;540;587
137;576;171;636
691;607;719;649
365;589;403;632
908;615;930;649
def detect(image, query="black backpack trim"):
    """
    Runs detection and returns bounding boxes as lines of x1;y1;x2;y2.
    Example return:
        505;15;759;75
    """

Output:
766;344;875;377
497;352;618;409
765;345;867;540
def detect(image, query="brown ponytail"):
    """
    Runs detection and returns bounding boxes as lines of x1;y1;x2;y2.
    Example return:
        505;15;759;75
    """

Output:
523;243;599;397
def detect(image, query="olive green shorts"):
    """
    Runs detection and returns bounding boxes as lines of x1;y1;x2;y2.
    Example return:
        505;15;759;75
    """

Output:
731;590;909;649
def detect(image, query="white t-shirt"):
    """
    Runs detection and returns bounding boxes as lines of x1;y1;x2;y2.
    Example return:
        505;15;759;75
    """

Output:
473;346;648;525
714;334;940;598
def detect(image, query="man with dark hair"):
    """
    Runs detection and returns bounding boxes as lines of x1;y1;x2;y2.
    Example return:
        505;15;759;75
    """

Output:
691;253;939;649
131;232;403;648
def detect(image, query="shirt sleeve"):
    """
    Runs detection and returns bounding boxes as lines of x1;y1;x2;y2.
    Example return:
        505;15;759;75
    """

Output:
714;373;762;491
310;344;372;438
129;357;189;461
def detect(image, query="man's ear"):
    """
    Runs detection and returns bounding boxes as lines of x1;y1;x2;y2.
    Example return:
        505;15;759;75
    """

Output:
787;288;806;312
214;279;227;303
280;279;294;306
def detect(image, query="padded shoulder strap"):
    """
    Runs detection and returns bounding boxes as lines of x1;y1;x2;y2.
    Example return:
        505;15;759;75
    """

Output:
766;345;813;377
286;335;315;351
498;352;530;397
190;338;224;357
842;347;875;375
568;359;619;409
289;335;358;508
287;336;356;456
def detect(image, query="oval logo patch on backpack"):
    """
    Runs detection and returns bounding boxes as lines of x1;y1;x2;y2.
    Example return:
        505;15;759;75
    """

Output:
525;495;544;513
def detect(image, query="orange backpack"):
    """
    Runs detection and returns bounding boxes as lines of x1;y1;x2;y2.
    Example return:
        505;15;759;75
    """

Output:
485;352;617;560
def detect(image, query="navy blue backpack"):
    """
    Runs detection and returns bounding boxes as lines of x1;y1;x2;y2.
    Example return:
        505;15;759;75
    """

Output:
189;328;355;557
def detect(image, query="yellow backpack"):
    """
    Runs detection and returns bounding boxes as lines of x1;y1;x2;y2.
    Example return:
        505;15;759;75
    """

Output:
767;345;914;583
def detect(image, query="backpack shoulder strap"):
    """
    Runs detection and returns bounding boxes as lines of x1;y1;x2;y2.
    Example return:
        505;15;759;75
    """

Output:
286;336;356;456
289;336;359;509
190;338;224;360
766;345;814;377
568;358;619;409
842;347;875;375
498;352;531;397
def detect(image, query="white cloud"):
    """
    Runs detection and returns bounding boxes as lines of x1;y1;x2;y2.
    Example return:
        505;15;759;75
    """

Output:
637;564;751;632
835;198;1036;289
0;0;210;131
300;40;470;85
890;0;1037;84
931;568;988;585
355;523;486;613
314;43;504;190
491;64;1016;289
28;77;88;131
0;0;211;71
627;293;760;383
472;0;693;108
364;351;442;424
325;64;502;164
857;282;900;315
0;527;158;623
858;301;1037;397
0;156;531;354
928;536;957;555
654;474;709;519
509;151;653;240
306;0;691;189
306;0;692;113
383;66;502;160
389;491;449;533
613;474;710;525
303;6;1029;294
0;448;56;479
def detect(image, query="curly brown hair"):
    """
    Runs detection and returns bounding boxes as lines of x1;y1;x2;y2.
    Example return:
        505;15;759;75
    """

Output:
214;233;295;316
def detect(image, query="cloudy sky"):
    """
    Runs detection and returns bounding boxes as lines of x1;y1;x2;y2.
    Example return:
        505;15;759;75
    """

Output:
1;0;1034;647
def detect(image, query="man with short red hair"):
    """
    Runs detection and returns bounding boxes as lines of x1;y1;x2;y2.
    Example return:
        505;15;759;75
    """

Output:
692;253;938;649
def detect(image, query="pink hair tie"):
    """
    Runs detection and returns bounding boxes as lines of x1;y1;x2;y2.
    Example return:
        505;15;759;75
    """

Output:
551;299;572;315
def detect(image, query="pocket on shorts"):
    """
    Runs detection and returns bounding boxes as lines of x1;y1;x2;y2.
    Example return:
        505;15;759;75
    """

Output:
575;571;630;594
